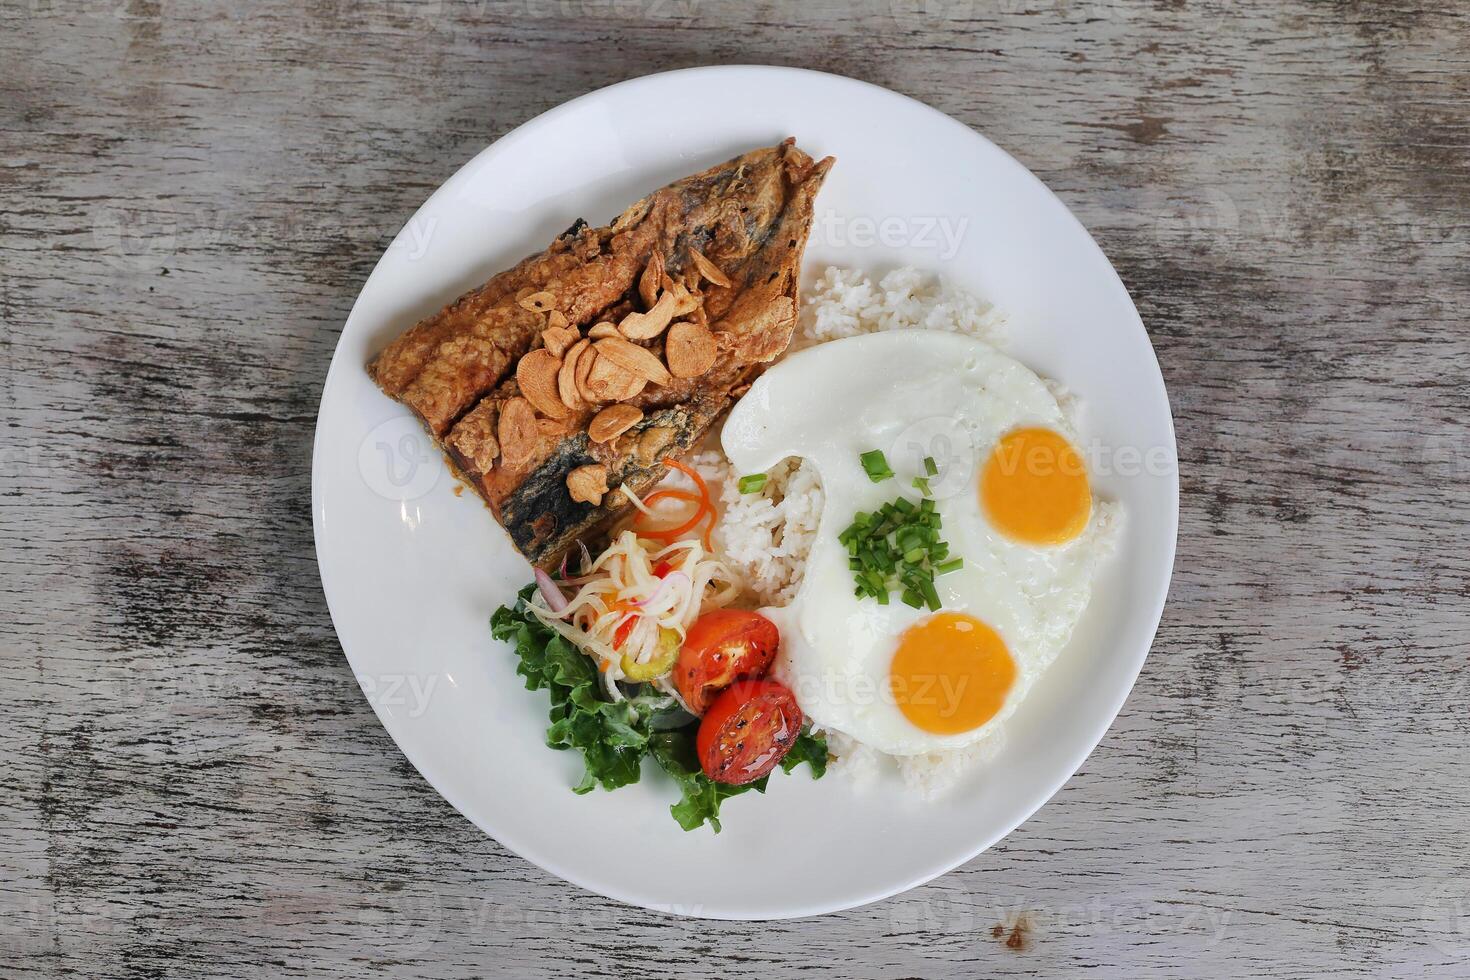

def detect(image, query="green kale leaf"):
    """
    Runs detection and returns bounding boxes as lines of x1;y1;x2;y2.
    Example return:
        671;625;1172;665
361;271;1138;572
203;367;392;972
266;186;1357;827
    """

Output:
780;728;830;778
648;728;767;833
492;586;646;792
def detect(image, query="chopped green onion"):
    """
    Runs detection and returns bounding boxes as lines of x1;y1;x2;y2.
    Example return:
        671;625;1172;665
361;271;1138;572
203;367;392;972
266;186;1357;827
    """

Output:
737;473;768;494
838;481;964;611
912;476;932;497
924;455;938;476
860;449;894;483
937;558;963;574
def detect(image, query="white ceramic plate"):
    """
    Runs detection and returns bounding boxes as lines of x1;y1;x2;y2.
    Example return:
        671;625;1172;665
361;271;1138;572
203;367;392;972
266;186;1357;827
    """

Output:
312;66;1177;919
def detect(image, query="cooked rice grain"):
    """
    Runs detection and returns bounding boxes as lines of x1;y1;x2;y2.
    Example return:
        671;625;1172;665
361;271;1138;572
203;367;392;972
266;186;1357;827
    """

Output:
796;265;1006;348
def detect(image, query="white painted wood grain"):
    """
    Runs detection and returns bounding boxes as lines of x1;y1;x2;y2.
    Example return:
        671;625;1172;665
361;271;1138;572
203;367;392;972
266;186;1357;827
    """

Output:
3;0;1469;976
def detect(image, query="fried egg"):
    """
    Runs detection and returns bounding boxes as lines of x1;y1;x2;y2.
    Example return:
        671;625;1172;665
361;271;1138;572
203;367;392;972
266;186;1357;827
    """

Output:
721;330;1118;757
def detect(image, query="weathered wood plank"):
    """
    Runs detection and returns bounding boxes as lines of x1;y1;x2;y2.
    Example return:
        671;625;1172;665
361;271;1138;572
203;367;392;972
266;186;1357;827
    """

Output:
3;0;1469;977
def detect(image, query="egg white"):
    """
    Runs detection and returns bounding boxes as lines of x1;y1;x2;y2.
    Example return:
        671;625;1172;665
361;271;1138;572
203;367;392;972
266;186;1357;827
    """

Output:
721;330;1118;757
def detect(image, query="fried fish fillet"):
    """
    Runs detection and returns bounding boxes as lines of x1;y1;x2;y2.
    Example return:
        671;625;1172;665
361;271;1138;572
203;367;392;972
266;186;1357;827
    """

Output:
369;140;833;568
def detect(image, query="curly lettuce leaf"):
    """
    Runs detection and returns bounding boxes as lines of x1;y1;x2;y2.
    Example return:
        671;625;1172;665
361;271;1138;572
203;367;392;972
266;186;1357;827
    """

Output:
648;729;767;833
492;586;646;792
780;728;830;778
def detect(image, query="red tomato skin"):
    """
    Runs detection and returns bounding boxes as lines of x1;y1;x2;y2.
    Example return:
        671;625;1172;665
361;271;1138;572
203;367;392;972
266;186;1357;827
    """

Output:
697;679;803;785
674;609;781;714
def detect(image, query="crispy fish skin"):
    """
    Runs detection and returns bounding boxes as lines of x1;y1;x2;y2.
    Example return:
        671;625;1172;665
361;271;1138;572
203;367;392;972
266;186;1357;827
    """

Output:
454;400;725;564
397;223;660;435
443;144;833;567
370;142;808;437
369;222;601;398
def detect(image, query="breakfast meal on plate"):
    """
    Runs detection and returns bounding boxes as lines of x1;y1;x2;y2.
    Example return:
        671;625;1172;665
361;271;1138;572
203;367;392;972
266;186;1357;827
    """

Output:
370;144;1122;831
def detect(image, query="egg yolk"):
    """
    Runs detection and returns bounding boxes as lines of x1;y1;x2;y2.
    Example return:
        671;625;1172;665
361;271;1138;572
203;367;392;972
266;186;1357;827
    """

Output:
981;427;1091;545
889;613;1016;735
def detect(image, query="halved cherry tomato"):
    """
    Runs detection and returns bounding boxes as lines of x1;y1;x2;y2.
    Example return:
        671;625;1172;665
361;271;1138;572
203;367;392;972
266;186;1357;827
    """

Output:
697;679;803;785
674;609;780;714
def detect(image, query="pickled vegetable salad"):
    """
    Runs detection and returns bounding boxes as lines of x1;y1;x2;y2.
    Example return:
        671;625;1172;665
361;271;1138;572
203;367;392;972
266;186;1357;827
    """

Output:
524;530;739;704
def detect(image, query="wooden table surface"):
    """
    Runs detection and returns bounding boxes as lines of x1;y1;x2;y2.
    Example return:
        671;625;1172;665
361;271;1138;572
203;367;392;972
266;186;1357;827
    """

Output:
5;1;1469;977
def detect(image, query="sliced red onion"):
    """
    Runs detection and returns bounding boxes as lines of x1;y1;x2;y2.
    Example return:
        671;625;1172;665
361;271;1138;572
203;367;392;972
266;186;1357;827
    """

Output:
535;568;569;613
634;570;689;609
576;540;593;575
